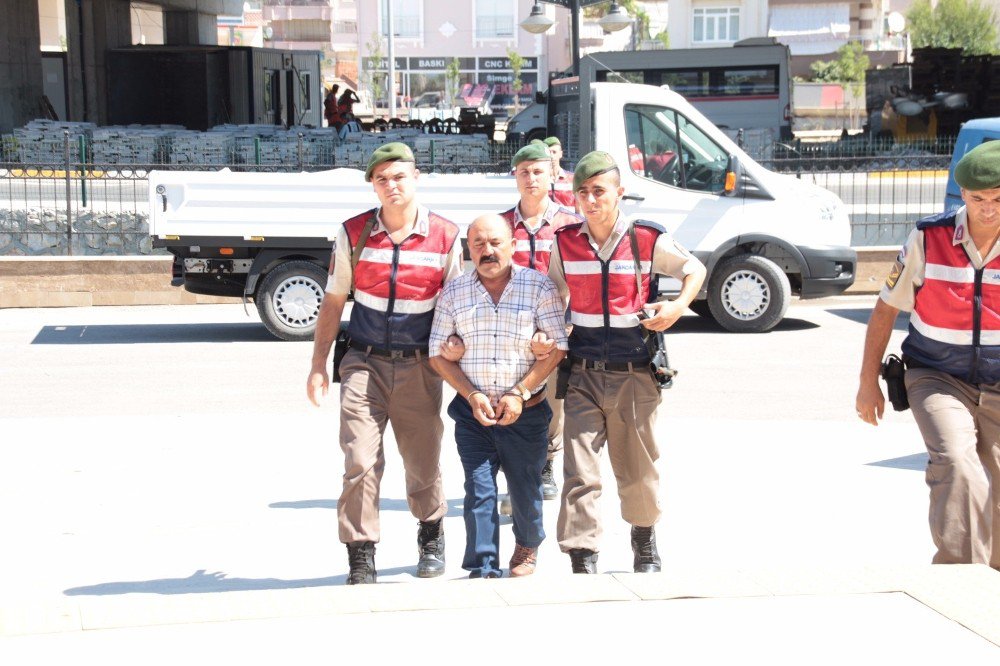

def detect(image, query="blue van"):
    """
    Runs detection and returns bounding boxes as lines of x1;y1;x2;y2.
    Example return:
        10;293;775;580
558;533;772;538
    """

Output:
945;117;1000;211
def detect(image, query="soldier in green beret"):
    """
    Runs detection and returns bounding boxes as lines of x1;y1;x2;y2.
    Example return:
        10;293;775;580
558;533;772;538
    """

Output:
856;139;1000;567
308;141;464;584
543;136;575;208
547;150;706;573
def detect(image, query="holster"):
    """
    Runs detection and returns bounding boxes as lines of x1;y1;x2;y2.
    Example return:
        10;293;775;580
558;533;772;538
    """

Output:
331;329;351;384
643;328;676;390
554;356;572;400
880;353;909;411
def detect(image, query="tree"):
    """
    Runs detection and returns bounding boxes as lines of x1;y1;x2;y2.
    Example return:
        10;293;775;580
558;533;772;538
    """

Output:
445;58;462;109
907;0;999;55
810;42;870;128
363;32;387;115
507;48;525;113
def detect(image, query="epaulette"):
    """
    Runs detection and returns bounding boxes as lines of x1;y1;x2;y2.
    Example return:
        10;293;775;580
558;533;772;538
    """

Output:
915;210;958;230
633;219;667;234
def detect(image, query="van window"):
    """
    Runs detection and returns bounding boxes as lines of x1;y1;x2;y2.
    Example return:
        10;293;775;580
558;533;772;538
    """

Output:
624;104;729;193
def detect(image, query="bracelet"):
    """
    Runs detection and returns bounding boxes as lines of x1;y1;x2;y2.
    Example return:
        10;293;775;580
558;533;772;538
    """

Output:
466;390;486;403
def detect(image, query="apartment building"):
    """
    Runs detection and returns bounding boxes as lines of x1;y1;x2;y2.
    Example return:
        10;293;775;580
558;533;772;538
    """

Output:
356;0;578;111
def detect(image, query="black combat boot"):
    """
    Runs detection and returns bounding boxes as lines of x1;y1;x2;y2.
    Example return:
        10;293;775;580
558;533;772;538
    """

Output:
346;541;376;585
631;525;661;573
569;548;599;574
416;518;446;578
541;459;558;500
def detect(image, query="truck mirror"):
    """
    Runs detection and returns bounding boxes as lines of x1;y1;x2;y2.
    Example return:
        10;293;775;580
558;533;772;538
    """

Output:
724;155;741;196
535;90;546;104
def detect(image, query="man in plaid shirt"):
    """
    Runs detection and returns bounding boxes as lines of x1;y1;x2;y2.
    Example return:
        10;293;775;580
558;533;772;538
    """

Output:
429;214;568;579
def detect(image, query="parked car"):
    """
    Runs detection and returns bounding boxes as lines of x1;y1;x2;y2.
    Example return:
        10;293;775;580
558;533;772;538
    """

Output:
945;117;1000;211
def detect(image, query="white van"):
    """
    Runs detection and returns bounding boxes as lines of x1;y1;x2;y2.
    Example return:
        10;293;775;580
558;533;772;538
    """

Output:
150;81;854;339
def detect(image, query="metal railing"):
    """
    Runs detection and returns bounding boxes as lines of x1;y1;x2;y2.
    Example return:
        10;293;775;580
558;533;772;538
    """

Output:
0;132;520;256
1;133;957;256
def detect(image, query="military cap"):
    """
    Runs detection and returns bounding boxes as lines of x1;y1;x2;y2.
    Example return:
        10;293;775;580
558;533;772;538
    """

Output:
365;142;415;182
573;150;618;191
511;142;552;169
955;141;1000;191
543;136;561;148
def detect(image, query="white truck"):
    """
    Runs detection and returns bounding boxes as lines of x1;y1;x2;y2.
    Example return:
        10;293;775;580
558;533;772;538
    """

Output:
150;81;855;340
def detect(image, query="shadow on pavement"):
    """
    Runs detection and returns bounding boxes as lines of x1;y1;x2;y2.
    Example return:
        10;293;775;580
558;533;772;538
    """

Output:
671;315;818;333
31;323;275;345
867;452;927;471
270;497;465;518
63;567;417;596
826;308;910;331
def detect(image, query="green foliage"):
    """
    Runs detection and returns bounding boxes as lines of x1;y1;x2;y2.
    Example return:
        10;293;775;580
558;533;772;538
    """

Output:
653;31;669;49
907;0;999;55
507;48;525;110
445;58;461;107
364;32;386;107
809;41;870;85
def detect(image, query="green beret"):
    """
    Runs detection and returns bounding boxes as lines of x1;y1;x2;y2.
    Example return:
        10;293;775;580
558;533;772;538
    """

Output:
573;151;618;191
543;136;561;148
365;142;415;182
511;142;552;169
955;141;1000;191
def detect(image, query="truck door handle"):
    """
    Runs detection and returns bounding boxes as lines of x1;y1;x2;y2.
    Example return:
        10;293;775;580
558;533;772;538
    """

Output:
623;194;645;202
156;185;167;212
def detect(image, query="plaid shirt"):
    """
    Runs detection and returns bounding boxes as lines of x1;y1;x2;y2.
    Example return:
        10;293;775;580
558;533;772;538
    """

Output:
429;264;569;401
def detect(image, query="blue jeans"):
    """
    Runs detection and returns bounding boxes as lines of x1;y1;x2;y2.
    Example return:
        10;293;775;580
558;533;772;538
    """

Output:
447;395;551;578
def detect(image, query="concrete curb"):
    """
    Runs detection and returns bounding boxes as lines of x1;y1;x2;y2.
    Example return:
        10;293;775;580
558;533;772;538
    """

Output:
2;565;998;642
0;249;895;308
0;256;240;308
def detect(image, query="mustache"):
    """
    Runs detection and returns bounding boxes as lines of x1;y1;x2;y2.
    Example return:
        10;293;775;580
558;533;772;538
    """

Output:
479;256;499;265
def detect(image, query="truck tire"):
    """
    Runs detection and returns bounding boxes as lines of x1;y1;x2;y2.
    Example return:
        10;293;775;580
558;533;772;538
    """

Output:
706;254;790;333
256;260;327;341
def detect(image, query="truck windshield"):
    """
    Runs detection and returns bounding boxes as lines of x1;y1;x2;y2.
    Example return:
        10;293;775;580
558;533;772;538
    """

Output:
624;104;729;193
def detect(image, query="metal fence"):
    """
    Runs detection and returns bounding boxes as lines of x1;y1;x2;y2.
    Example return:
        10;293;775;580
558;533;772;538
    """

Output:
1;132;956;256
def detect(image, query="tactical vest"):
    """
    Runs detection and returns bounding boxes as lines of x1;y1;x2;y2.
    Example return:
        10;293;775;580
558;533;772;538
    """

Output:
902;210;1000;384
500;204;579;273
344;208;459;351
555;219;663;363
550;172;575;208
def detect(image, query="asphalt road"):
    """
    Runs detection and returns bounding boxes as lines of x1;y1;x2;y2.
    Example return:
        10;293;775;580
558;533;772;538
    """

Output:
0;294;905;423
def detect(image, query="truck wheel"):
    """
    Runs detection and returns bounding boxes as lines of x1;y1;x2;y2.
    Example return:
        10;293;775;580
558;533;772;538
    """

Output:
256;260;327;341
707;254;790;333
526;128;547;144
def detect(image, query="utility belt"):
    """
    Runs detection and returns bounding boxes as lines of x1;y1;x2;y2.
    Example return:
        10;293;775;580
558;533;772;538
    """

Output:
331;331;424;383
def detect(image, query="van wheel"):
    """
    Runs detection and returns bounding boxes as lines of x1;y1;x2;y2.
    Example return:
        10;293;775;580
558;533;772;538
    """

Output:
256;260;327;341
707;254;790;333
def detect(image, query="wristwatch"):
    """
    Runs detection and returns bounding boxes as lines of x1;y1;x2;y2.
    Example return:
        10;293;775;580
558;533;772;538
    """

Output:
513;381;531;401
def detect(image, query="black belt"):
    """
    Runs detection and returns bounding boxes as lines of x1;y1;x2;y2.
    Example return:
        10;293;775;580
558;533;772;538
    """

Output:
572;357;638;372
352;343;422;359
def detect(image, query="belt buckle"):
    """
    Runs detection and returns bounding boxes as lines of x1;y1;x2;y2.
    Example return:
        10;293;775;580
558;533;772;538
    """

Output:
592;360;607;371
390;350;405;360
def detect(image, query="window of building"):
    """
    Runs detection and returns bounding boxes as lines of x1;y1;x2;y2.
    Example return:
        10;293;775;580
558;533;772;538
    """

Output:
475;0;516;39
380;0;421;39
692;7;740;44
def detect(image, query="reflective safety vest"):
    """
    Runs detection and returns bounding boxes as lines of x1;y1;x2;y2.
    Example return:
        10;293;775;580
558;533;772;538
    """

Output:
344;208;459;351
500;204;579;273
902;211;1000;384
550;171;575;208
555;219;663;363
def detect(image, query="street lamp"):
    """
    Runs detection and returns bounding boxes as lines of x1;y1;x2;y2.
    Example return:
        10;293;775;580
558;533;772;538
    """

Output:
519;1;632;76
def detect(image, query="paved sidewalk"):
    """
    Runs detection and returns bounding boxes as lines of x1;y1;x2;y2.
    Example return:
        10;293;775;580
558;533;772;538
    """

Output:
2;299;999;663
